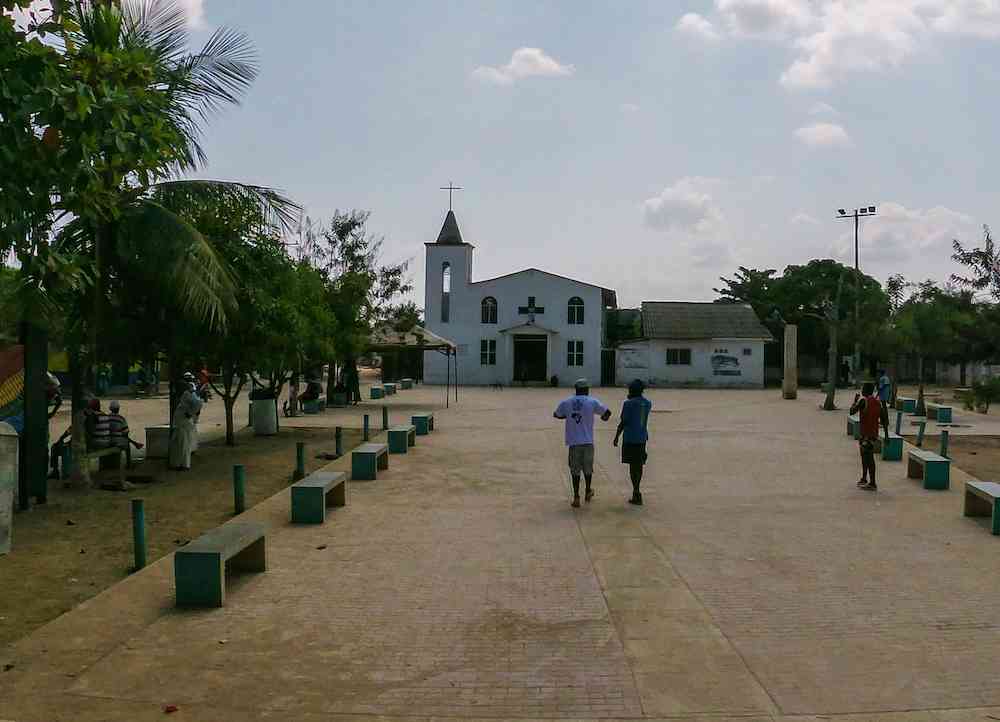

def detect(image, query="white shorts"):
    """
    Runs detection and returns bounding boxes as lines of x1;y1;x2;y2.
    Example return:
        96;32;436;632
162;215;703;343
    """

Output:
567;444;594;476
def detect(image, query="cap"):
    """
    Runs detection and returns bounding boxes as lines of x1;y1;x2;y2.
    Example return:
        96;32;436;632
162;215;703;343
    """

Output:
109;400;120;411
182;372;195;380
574;378;589;390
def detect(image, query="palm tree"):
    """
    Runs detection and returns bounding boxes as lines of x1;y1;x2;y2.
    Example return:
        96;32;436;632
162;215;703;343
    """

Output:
40;1;300;483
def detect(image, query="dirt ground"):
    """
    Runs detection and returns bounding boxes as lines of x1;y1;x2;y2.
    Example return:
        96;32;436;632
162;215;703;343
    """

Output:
899;433;1000;482
0;425;362;648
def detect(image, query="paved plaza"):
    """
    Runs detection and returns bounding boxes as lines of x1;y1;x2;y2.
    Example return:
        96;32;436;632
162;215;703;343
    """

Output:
3;385;1000;721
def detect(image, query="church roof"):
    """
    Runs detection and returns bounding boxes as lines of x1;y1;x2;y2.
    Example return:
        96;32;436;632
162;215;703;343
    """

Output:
436;210;465;245
641;302;773;341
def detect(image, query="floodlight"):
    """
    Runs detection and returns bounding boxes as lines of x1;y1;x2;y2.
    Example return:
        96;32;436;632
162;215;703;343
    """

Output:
868;206;876;213
838;209;846;215
859;208;867;215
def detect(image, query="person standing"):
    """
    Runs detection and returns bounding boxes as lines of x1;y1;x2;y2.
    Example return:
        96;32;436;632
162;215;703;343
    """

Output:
553;379;612;508
877;369;892;409
169;383;203;471
850;381;889;491
613;379;653;506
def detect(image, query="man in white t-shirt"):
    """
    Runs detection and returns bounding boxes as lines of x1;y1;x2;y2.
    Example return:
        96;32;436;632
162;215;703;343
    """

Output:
554;378;612;508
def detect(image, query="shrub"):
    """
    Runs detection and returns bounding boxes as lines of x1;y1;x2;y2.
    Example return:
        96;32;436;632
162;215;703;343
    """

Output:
970;377;1000;414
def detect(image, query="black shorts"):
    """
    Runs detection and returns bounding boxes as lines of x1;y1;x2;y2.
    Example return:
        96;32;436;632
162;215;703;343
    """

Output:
621;442;647;465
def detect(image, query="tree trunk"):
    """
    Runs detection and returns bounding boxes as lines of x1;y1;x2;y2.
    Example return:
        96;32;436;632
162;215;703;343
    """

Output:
960;361;967;387
325;358;337;406
823;323;838;410
916;355;926;416
67;350;90;486
224;396;235;446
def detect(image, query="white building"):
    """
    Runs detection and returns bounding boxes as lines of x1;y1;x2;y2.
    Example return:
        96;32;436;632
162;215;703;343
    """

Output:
616;302;773;388
423;211;617;386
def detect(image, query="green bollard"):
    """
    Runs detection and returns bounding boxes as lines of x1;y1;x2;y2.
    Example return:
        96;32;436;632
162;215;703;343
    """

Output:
382;405;389;430
940;429;949;458
131;498;147;572
335;426;343;457
363;414;370;442
895;411;902;436
293;441;305;481
916;420;926;448
233;464;246;515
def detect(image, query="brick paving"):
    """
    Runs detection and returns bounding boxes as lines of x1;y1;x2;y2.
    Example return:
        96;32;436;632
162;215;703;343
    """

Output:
3;386;1000;721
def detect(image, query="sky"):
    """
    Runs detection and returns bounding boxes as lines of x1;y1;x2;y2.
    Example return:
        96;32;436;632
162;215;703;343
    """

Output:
32;1;1000;308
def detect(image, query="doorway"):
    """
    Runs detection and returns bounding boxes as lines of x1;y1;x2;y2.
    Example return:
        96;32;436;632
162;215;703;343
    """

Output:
513;335;548;383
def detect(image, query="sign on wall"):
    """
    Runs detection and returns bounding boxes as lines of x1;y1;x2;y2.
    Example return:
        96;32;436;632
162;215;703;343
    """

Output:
711;348;742;377
0;345;25;434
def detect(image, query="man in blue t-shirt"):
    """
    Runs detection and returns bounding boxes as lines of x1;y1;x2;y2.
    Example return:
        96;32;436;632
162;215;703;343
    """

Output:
554;379;612;508
614;379;653;506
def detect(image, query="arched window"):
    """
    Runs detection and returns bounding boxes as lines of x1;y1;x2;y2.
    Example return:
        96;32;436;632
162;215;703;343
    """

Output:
441;262;451;323
481;296;498;324
568;296;584;325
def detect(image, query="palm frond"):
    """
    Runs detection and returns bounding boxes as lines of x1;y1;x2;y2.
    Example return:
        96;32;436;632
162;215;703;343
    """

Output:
154;180;303;234
120;0;189;63
174;25;258;123
117;200;236;329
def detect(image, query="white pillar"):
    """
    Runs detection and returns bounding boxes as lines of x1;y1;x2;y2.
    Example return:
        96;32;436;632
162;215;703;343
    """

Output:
0;421;17;555
782;325;798;400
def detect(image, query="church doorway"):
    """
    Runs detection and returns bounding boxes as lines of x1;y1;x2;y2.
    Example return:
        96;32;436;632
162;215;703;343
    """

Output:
513;334;547;384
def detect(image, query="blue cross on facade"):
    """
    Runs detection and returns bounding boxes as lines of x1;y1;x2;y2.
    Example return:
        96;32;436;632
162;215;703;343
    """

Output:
518;296;545;322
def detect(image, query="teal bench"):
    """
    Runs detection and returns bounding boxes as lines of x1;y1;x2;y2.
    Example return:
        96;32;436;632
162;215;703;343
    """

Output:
388;424;416;453
174;522;267;607
384;382;397;395
291;471;347;524
907;449;950;490
964;481;1000;535
331;392;348;407
412;412;435;435
881;432;903;461
400;378;413;390
896;396;916;413
302;399;320;414
926;402;953;423
847;414;859;439
351;442;389;480
370;386;384;400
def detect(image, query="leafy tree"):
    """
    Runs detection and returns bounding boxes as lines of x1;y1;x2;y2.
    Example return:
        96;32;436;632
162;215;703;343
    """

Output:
387;301;423;332
951;225;1000;301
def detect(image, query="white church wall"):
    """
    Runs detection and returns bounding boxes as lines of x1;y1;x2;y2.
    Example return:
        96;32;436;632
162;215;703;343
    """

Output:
424;244;606;386
616;339;766;388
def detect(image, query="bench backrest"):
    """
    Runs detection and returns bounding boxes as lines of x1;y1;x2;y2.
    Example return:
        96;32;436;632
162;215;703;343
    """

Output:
181;521;266;557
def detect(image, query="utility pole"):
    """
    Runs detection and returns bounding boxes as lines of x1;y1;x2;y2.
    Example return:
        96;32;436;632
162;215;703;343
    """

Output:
836;206;877;384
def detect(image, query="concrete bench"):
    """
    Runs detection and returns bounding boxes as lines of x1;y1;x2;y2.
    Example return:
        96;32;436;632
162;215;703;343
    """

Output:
351;442;389;480
388;424;416;454
370;386;384;400
907;449;950;490
383;382;397;395
85;446;127;488
847;414;859;439
926;402;953;423
896;396;916;413
174;521;267;607
400;378;413;390
412;412;435;436
881;432;903;461
291;471;347;524
145;424;171;459
964;481;1000;535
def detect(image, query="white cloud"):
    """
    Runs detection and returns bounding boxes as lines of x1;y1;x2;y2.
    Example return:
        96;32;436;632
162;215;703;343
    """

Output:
794;122;851;148
676;12;721;41
808;101;837;115
678;1;1000;90
620;102;641;113
176;0;206;28
472;47;574;85
791;212;821;226
642;177;725;234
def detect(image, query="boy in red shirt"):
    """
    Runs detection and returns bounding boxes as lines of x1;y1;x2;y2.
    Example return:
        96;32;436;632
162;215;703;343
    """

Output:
849;381;889;490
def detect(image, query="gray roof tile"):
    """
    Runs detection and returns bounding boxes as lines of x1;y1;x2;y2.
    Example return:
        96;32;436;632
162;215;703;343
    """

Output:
641;302;774;341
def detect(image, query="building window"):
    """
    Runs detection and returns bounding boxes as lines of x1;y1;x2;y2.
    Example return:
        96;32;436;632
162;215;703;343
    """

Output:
481;296;498;324
441;262;451;323
480;339;496;365
743;347;752;356
666;348;692;365
567;340;584;367
568;296;584;325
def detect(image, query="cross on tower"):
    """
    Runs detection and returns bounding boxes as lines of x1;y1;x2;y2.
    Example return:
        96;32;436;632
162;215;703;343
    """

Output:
518;296;545;322
440;182;462;211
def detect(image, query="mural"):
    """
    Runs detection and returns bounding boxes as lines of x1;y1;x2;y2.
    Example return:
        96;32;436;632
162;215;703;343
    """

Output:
0;346;25;434
619;346;647;369
711;353;742;377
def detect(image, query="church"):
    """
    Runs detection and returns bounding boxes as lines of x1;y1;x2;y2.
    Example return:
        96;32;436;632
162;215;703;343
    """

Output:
423;210;618;387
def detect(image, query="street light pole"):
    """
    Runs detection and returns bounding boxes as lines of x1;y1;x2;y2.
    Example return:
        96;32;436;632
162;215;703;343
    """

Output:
836;205;877;385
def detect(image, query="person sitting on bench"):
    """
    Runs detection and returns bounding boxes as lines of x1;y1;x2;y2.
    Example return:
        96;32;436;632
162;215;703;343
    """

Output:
85;398;112;451
108;400;144;468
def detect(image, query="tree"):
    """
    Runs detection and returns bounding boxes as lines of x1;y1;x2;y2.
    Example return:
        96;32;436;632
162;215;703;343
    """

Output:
951;225;1000;301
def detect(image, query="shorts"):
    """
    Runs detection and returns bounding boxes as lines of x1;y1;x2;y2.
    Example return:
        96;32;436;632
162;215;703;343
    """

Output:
567;444;594;476
621;442;647;466
859;435;877;453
